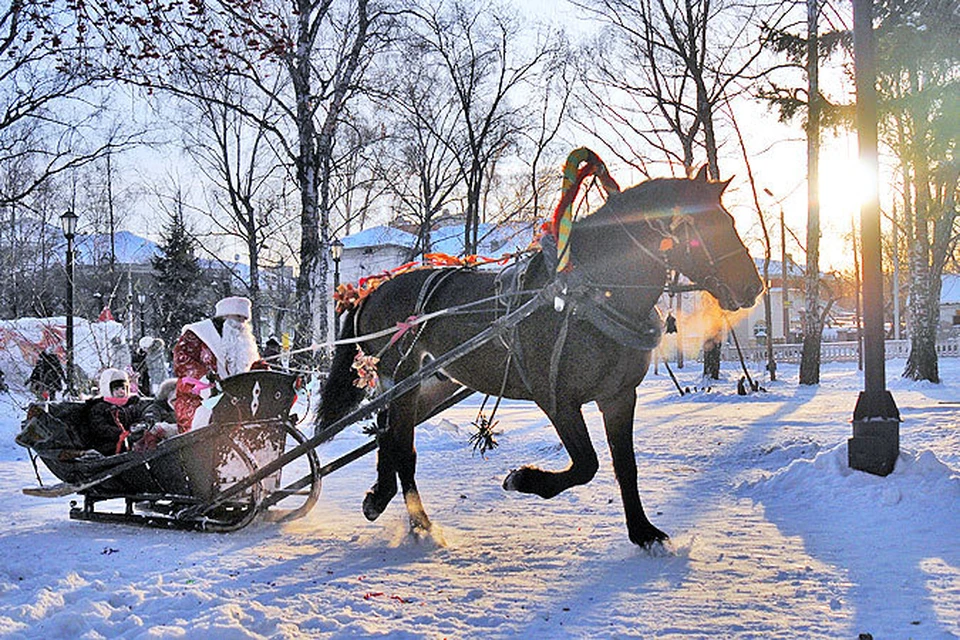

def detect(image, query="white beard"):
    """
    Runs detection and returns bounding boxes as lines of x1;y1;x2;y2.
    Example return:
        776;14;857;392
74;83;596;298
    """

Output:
221;318;260;376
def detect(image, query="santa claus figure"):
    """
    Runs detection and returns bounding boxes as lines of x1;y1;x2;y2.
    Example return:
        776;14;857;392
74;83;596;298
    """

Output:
172;296;263;432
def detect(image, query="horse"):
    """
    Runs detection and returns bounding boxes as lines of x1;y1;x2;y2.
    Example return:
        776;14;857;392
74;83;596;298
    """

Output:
318;166;762;548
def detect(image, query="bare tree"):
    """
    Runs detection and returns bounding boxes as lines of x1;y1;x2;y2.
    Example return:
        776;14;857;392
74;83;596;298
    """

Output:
409;0;553;254
880;0;960;382
373;31;467;256
0;2;140;208
69;0;390;354
799;0;824;385
0;177;65;318
520;32;576;222
580;0;788;379
172;70;289;340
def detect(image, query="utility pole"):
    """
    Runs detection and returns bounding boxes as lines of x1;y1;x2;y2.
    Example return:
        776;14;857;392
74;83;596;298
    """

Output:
891;208;901;340
848;0;900;476
781;206;789;341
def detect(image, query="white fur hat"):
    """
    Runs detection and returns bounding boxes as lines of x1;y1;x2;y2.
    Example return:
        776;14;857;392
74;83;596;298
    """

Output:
214;296;252;320
138;336;153;350
98;368;129;397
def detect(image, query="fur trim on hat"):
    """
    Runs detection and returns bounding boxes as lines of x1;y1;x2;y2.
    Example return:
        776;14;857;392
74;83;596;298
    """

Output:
98;368;129;398
215;296;252;319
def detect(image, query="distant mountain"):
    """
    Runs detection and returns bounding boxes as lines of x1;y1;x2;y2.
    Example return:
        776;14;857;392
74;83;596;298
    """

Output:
73;230;160;266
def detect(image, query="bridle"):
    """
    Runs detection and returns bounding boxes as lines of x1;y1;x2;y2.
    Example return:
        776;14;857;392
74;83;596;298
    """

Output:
609;203;749;302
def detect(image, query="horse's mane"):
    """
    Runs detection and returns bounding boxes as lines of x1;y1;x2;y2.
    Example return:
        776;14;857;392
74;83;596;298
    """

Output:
580;175;715;229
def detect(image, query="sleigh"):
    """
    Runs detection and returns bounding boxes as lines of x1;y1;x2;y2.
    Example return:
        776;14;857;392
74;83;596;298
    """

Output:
17;371;322;531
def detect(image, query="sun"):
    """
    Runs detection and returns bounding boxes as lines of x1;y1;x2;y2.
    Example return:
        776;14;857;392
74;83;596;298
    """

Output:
815;147;878;270
818;155;875;218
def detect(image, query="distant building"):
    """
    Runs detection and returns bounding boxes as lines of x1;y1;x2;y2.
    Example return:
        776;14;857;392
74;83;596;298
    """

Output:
337;221;539;291
939;274;960;332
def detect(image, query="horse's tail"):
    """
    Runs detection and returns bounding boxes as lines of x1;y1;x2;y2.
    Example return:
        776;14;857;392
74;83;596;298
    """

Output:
316;310;365;430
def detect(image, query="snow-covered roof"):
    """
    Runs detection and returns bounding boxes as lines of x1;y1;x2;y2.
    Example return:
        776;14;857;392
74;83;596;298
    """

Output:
342;226;417;250
342;221;537;257
753;258;805;279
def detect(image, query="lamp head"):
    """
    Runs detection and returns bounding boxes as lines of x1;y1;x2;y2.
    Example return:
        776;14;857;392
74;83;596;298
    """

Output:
60;210;79;238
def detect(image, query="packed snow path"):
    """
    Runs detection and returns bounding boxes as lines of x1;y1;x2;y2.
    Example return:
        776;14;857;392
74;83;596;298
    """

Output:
1;359;957;639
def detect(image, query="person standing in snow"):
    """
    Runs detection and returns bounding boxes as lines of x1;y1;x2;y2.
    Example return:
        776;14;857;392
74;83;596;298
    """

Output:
172;296;264;432
144;337;169;395
262;335;281;362
134;336;170;396
132;342;150;396
27;348;65;400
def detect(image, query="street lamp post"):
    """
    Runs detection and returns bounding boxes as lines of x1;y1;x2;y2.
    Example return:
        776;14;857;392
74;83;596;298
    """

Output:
137;292;146;338
331;237;343;313
848;0;900;476
60;210;79;397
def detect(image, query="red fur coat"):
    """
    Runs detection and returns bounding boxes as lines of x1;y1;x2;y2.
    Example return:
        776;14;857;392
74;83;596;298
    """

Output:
172;320;266;432
172;329;217;432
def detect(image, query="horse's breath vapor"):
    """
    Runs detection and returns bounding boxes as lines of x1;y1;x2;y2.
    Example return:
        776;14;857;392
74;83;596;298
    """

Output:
674;291;755;356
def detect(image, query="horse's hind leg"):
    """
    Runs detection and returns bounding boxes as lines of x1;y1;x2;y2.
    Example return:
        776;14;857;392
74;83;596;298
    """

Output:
365;374;451;532
597;393;668;547
503;399;599;498
391;392;432;532
363;409;398;522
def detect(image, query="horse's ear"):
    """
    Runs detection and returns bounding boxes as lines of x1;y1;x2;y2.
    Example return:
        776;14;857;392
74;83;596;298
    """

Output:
717;176;734;194
693;165;709;182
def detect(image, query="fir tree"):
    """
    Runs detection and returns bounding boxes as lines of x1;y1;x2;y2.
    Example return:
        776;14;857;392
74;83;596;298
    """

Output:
151;207;207;348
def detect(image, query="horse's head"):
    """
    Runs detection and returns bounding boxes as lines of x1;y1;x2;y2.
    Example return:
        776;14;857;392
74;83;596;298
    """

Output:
656;168;762;312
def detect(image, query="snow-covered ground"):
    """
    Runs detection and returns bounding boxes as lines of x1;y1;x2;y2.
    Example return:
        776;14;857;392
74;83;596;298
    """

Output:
0;357;957;639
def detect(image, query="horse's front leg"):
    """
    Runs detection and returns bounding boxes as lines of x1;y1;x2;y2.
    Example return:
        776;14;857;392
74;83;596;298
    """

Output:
597;392;668;548
503;399;599;498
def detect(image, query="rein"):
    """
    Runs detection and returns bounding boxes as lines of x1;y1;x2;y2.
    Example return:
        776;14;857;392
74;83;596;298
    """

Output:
606;200;750;309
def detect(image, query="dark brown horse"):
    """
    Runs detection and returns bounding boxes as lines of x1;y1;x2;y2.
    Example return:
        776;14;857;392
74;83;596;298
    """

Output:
318;167;762;548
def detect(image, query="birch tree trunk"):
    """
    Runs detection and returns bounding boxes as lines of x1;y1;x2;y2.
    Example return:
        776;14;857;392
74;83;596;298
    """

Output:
799;0;822;385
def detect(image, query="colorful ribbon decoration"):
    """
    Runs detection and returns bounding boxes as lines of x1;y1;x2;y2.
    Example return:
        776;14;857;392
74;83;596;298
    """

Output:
550;147;621;272
389;315;420;347
334;251;520;314
181;376;215;394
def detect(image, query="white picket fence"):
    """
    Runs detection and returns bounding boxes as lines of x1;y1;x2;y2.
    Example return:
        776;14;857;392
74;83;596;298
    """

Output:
724;339;960;364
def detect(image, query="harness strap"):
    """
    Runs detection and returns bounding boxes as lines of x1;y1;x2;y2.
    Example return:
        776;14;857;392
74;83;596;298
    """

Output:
112;409;132;455
494;253;541;395
547;308;572;417
568;294;663;350
387;268;464;376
